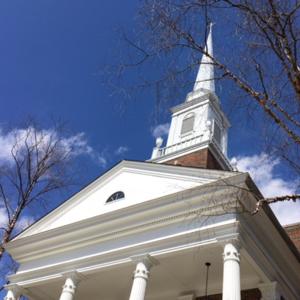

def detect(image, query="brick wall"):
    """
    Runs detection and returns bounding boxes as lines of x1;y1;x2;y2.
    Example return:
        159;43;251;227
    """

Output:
164;148;223;170
284;222;300;252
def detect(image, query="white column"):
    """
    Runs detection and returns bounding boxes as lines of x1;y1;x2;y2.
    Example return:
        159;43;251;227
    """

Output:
222;242;241;300
4;284;22;300
258;282;280;300
59;271;82;300
4;290;20;300
129;255;158;300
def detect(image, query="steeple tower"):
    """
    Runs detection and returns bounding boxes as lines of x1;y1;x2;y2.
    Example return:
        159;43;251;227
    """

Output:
193;23;215;94
150;24;232;171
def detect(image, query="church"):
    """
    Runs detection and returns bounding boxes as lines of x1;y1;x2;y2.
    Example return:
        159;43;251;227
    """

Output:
4;25;300;300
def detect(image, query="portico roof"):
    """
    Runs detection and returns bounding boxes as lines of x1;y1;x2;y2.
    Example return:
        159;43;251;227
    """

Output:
11;160;238;240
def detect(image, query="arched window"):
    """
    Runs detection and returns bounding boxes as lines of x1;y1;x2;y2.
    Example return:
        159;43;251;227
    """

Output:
181;113;195;135
106;191;125;203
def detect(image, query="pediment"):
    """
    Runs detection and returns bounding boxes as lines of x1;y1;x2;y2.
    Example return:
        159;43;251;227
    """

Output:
16;161;235;239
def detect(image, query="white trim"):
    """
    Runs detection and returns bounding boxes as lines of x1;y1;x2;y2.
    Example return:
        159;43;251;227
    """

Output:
8;220;239;286
150;142;232;171
13;161;235;240
7;173;245;254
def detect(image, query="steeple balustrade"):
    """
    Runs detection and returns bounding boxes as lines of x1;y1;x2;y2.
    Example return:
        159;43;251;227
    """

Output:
158;134;206;157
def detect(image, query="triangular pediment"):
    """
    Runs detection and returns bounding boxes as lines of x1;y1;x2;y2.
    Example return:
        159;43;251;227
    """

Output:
16;161;235;239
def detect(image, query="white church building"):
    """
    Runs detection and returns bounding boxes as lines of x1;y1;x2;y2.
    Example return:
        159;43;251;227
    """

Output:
4;25;300;300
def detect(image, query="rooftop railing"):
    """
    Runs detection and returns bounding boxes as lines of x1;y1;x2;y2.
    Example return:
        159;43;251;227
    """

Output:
157;134;206;157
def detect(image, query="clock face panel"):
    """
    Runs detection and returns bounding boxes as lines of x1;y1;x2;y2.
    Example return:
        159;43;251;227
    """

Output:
106;191;125;203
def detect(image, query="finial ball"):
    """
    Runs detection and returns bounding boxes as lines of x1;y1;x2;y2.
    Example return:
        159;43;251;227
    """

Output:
206;120;212;128
231;157;238;171
156;137;163;148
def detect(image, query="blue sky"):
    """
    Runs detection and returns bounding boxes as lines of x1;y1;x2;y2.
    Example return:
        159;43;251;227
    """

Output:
0;1;300;296
0;0;152;164
0;0;255;167
0;1;167;207
0;1;299;233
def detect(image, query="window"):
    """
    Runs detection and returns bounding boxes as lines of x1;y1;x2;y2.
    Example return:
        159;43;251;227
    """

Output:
106;191;125;203
213;121;222;146
181;113;195;135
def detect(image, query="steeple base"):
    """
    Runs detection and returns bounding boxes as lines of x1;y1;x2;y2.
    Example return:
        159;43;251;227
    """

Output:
163;148;224;170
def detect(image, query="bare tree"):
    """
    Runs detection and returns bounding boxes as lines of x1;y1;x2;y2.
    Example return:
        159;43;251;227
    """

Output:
113;0;300;206
0;120;89;292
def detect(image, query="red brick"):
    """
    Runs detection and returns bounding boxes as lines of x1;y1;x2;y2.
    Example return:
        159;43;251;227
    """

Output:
164;148;223;170
285;222;300;253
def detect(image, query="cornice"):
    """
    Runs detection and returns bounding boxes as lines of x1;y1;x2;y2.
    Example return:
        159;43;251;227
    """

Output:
208;98;230;128
14;160;236;240
171;95;210;114
7;174;246;263
9;198;240;263
238;213;300;299
8;171;244;249
171;92;219;114
124;166;218;183
9;220;239;286
170;92;230;128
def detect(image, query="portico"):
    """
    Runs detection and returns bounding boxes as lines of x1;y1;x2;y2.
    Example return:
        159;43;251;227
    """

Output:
3;235;290;300
4;161;300;299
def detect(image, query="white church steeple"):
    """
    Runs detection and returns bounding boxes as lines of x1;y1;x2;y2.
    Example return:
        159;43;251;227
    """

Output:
150;24;232;171
193;23;215;94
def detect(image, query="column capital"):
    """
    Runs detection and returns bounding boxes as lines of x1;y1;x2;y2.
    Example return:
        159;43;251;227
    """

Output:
61;270;85;285
59;270;84;300
221;237;241;249
130;254;159;270
129;254;157;300
258;282;281;300
4;284;26;300
223;242;240;263
4;283;25;296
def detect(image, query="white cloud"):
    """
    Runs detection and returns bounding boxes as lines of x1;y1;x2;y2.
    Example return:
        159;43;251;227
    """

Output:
0;208;34;232
60;132;94;157
231;152;300;225
115;146;129;156
151;123;170;138
96;155;107;168
0;207;8;228
15;215;35;231
0;127;106;168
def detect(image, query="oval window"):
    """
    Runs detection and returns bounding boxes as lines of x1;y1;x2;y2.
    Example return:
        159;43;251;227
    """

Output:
106;191;125;203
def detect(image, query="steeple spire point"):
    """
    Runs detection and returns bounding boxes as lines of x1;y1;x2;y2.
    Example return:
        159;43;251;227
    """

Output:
193;22;215;94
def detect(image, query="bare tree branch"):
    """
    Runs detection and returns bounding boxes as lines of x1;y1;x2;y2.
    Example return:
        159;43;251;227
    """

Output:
252;194;300;215
0;122;75;261
112;0;300;213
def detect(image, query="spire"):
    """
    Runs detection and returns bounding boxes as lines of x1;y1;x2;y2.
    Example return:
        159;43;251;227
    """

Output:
193;23;215;93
